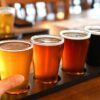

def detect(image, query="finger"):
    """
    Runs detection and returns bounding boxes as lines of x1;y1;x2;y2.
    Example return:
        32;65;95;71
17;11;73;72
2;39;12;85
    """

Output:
0;75;24;95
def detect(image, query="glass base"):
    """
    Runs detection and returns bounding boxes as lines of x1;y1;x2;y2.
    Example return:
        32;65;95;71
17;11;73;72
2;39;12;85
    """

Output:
6;85;30;94
62;68;85;75
34;76;61;84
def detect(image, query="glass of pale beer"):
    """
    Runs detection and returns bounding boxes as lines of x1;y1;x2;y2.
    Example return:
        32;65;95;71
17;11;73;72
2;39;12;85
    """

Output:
31;35;64;84
0;40;32;94
0;7;15;38
60;30;91;75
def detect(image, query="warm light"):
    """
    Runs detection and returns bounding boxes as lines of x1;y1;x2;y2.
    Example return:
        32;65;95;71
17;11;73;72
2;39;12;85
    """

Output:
56;12;64;20
14;3;21;10
26;4;36;15
70;5;82;14
94;3;100;8
73;0;80;5
36;2;46;18
47;13;55;20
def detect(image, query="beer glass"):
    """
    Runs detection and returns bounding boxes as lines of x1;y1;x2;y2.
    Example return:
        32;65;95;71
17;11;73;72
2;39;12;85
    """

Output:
0;7;15;38
84;26;100;66
60;30;91;75
0;40;32;94
31;35;64;84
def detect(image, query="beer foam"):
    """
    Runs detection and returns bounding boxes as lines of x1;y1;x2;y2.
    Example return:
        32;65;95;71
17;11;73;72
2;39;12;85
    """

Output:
60;30;91;40
0;7;15;15
0;40;32;52
84;26;100;35
31;35;64;46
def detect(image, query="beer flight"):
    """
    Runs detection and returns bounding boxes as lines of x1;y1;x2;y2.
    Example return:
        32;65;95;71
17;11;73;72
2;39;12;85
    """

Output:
0;6;100;95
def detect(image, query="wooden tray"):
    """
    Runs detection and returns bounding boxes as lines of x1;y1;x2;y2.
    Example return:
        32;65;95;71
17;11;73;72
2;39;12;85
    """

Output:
1;65;100;100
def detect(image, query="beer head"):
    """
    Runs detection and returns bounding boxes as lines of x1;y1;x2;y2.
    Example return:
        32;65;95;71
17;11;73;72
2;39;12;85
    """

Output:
31;35;64;46
0;40;32;52
84;26;100;35
60;30;91;40
0;7;15;15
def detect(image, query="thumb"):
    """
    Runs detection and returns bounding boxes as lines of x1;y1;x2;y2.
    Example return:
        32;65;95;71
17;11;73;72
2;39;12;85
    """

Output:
0;75;24;95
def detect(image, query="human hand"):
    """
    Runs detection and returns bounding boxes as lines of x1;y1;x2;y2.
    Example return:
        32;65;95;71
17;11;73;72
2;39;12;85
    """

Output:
0;75;24;95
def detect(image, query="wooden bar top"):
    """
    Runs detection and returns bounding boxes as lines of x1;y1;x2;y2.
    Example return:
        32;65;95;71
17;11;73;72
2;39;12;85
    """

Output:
38;76;100;100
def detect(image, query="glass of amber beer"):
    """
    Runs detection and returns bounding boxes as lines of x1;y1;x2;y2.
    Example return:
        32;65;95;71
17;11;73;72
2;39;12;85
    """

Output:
60;30;91;75
31;35;64;84
0;7;15;38
0;40;32;94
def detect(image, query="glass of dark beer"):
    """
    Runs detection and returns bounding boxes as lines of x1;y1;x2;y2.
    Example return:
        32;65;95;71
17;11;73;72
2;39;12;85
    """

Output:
0;40;33;94
84;26;100;66
60;30;91;75
31;35;64;84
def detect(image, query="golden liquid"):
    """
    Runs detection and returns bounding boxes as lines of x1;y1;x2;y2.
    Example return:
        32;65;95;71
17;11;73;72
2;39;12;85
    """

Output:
0;13;14;34
0;41;32;94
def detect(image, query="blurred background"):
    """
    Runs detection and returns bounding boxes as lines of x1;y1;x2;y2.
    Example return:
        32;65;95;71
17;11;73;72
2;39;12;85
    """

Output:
0;0;100;24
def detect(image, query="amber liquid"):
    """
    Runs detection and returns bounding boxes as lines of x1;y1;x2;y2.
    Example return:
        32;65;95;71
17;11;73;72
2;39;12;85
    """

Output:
33;37;63;84
62;33;89;75
0;41;32;94
0;13;14;34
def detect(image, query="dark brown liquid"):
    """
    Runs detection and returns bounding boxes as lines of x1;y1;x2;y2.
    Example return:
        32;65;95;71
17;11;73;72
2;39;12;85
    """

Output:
0;42;30;50
64;32;87;38
34;37;61;43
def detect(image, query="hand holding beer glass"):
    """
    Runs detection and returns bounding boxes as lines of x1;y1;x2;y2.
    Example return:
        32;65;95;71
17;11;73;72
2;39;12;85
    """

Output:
0;40;32;94
0;75;24;95
0;7;15;38
31;35;64;84
60;30;91;75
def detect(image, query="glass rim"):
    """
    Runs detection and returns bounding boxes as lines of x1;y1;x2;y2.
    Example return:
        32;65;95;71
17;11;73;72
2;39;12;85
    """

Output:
60;30;91;40
31;35;64;46
84;25;100;35
0;40;32;52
